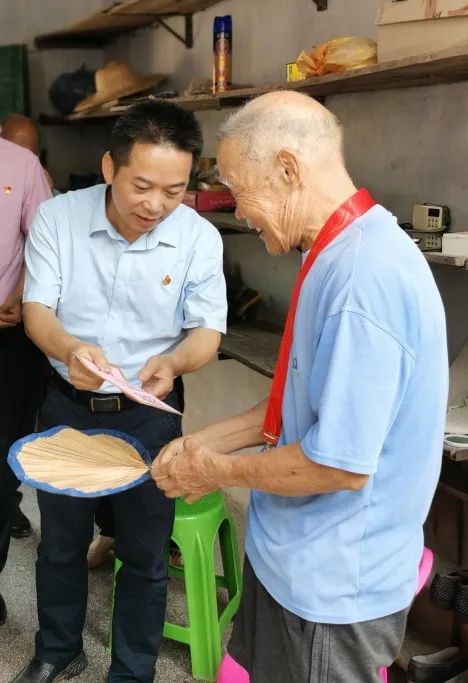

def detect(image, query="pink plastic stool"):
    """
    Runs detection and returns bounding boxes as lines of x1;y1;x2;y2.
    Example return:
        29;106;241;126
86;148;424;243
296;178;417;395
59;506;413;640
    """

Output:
218;654;250;683
217;547;434;683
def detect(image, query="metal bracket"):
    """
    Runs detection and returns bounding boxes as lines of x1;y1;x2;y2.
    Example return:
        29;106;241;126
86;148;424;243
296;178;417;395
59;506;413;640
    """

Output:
155;14;193;48
313;0;328;10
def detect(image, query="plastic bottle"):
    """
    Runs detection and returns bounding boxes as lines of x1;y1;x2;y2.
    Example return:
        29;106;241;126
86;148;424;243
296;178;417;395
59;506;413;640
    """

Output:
213;15;232;93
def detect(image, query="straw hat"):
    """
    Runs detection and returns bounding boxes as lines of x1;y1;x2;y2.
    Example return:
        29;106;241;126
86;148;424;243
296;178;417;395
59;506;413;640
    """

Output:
74;61;166;113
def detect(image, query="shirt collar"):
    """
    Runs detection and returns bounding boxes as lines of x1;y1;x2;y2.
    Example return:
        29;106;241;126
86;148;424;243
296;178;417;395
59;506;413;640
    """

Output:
88;184;179;249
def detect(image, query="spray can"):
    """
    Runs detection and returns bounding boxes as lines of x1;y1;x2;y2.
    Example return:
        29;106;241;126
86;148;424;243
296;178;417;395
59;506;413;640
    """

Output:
213;15;232;93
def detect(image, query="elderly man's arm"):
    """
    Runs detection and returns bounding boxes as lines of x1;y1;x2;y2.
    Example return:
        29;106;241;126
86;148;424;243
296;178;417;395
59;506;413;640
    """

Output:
153;438;367;499
227;442;368;495
185;398;268;453
153;310;415;500
152;404;368;499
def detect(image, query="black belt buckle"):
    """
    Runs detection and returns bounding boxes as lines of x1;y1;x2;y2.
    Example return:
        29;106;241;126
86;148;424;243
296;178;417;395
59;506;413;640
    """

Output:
90;395;122;413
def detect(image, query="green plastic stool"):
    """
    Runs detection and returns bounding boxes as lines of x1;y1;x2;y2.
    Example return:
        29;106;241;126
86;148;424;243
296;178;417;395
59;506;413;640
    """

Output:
111;492;242;681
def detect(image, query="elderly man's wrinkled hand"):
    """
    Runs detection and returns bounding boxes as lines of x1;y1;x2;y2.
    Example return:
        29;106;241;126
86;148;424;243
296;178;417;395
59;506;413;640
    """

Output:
152;437;226;504
154;436;186;470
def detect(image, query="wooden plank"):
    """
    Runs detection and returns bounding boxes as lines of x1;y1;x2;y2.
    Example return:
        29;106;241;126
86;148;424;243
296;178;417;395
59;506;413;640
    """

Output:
210;46;468;102
219;324;281;378
38;46;468;120
35;0;222;48
115;0;222;15
35;10;154;48
203;218;468;267
61;94;224;123
424;252;468;267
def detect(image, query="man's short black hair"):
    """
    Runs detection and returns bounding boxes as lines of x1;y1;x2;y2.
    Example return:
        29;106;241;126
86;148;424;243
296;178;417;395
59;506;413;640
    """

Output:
110;99;203;174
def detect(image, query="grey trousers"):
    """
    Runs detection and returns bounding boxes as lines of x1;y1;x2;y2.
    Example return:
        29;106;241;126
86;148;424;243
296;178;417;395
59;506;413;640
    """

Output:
228;557;408;683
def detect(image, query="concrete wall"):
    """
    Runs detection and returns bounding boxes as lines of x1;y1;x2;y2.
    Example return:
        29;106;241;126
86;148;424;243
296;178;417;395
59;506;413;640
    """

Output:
1;0;467;490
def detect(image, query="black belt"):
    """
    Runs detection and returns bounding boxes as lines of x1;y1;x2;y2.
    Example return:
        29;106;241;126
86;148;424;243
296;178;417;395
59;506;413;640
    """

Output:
52;370;138;413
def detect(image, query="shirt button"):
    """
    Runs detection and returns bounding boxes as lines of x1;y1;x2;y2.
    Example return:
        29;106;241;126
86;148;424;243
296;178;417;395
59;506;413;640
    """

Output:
111;313;119;320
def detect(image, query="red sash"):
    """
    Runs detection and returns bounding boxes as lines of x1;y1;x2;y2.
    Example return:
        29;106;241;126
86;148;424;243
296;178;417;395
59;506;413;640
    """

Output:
263;188;377;446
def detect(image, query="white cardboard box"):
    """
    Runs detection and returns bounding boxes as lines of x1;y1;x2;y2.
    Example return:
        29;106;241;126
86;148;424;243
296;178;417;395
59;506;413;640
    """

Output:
376;0;468;63
442;232;468;256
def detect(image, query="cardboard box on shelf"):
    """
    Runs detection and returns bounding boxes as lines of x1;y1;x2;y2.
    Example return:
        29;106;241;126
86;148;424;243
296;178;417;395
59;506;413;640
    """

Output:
376;0;468;63
182;190;236;212
442;232;468;256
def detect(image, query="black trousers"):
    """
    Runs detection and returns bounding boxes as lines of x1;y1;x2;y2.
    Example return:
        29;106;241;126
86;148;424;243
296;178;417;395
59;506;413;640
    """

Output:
36;377;182;682
95;376;185;538
0;324;45;574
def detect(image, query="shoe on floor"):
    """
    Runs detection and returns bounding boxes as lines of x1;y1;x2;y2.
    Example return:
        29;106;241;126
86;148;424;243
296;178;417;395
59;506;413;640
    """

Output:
407;647;468;683
11;504;32;539
87;534;114;569
11;652;87;682
0;592;6;625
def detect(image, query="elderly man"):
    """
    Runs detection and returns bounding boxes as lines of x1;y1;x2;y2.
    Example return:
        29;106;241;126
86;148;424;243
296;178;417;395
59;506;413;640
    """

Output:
153;91;448;682
0;137;51;625
12;100;226;683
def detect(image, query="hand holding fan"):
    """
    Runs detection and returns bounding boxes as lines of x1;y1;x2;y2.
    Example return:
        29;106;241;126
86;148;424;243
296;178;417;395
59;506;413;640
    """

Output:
8;426;155;498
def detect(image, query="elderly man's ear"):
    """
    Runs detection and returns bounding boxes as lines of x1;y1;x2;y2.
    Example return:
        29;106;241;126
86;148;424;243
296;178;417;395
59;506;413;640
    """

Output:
277;149;300;186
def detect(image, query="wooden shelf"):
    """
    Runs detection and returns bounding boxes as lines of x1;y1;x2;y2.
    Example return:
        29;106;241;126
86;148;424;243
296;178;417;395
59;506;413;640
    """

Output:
34;0;222;49
202;214;468;270
219;324;281;378
425;252;468;268
38;46;468;123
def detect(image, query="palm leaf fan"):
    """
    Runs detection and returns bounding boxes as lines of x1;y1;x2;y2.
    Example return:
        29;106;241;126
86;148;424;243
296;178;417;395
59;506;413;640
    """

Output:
8;426;152;497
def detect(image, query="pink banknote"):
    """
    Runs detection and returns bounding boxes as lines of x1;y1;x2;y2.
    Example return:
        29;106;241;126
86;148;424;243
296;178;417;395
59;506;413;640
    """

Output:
76;357;182;415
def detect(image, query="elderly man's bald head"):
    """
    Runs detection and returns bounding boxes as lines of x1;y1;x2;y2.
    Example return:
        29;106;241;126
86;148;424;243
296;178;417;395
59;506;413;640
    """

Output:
216;91;355;256
1;114;40;156
218;91;343;166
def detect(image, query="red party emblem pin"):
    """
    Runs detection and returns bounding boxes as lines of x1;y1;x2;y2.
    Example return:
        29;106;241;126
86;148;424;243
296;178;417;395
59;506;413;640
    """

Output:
4;185;12;194
162;275;172;286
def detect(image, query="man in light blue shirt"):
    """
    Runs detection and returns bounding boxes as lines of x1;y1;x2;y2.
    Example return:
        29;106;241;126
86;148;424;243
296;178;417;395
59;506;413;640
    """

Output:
153;92;448;682
12;101;227;683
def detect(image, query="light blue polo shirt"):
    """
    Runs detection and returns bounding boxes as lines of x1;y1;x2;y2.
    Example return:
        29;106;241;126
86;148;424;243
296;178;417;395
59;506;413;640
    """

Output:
246;204;448;624
24;184;227;390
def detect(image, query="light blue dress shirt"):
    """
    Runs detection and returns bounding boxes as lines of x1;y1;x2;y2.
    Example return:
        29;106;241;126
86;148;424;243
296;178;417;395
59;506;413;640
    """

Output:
246;205;448;624
24;184;227;392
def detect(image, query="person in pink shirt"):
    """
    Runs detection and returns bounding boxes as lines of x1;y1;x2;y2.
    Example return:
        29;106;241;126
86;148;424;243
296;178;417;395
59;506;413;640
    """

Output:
0;137;51;626
1;115;56;540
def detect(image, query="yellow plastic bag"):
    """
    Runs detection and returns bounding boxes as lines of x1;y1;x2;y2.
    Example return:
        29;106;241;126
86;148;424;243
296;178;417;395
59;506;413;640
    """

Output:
297;37;377;78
